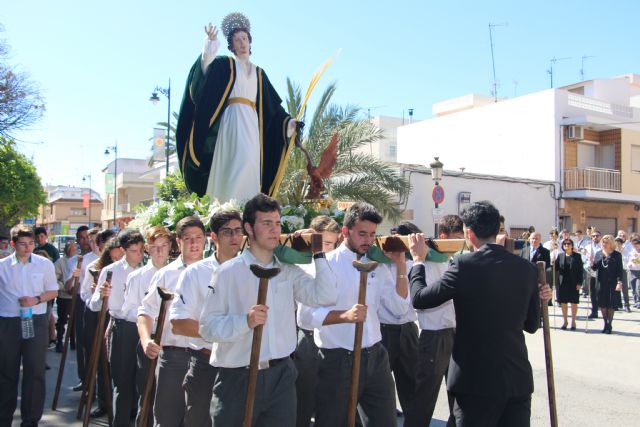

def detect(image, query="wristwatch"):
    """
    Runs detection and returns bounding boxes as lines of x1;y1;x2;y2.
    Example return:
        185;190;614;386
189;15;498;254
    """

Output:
313;252;326;260
36;295;42;304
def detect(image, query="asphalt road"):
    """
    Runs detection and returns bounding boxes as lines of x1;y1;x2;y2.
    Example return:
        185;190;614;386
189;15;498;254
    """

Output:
11;296;640;426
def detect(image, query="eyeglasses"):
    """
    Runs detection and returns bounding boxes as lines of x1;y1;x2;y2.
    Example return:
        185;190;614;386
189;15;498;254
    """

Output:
219;227;243;237
562;243;572;246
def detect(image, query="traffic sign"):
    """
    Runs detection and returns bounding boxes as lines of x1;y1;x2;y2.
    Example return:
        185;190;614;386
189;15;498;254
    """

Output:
432;185;445;205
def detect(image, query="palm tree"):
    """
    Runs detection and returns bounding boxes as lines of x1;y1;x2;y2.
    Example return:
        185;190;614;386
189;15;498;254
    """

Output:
147;111;178;167
277;79;411;220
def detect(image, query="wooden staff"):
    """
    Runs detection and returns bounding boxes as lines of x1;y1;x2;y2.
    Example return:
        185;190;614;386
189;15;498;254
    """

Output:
348;260;379;427
78;270;112;426
51;255;83;410
139;287;175;427
242;264;281;427
537;261;559;427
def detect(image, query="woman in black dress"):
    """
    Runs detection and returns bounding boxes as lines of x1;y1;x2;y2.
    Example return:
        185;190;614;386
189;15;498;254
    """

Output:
591;235;623;334
555;239;583;330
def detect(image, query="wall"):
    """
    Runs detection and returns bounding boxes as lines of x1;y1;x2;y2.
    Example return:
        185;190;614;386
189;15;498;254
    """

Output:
621;129;640;195
561;199;638;234
401;169;556;238
397;90;558;181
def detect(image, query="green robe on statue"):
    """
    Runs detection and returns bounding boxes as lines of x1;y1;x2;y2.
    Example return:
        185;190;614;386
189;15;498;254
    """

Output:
176;55;294;201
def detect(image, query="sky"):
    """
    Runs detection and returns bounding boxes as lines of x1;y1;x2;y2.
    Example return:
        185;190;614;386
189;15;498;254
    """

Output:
2;0;640;199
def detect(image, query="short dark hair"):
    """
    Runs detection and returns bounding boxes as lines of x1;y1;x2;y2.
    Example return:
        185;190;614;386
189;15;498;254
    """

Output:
96;229;116;246
11;224;34;243
0;235;9;241
209;210;242;234
34;226;47;236
117;229;145;249
175;216;205;238
438;215;463;236
561;238;574;248
243;193;280;230
76;225;89;239
615;237;624;244
393;221;422;236
343;202;382;230
460;201;500;240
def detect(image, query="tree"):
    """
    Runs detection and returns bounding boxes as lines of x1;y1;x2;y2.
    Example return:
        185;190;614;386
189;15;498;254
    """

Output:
277;79;411;220
0;25;45;137
0;137;46;229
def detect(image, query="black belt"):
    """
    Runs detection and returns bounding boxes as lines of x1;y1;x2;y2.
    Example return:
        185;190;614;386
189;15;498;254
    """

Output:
380;323;403;330
299;328;314;337
229;356;290;371
322;342;382;356
163;345;190;352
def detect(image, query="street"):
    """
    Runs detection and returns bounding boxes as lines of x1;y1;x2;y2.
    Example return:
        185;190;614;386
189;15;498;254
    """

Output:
14;297;640;426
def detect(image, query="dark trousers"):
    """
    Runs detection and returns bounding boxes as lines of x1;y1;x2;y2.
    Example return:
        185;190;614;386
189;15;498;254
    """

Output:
109;318;139;427
405;328;455;427
212;357;297;427
74;298;86;382
154;346;191;426
379;322;418;416
55;297;72;345
0;314;48;427
589;277;599;316
452;393;531;427
293;329;319;427
135;341;153;427
184;349;218;427
315;342;396;427
619;270;630;308
83;308;110;410
630;270;640;303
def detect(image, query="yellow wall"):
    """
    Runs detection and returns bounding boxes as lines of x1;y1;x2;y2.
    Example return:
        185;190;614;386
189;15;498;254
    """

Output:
621;128;640;195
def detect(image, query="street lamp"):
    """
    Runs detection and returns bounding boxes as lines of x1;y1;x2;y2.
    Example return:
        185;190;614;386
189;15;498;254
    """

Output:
105;142;118;230
150;79;171;176
82;174;92;227
430;157;444;237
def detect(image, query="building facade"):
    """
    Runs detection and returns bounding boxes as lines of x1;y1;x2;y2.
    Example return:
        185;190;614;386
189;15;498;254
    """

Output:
37;186;103;236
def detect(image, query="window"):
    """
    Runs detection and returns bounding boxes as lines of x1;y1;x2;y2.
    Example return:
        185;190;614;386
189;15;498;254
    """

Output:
631;145;640;173
70;208;86;216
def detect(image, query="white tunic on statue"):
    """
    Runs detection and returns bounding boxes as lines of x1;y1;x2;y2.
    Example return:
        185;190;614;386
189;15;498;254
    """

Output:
202;38;260;204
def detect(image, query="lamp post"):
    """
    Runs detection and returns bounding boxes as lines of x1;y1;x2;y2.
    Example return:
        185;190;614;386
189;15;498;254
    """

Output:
105;142;118;230
82;174;92;227
430;157;444;238
150;79;171;176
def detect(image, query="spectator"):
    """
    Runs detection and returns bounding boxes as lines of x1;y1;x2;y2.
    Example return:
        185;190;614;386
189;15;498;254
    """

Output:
626;238;640;309
34;227;60;263
53;241;78;352
591;235;623;334
555;239;583;330
614;237;631;312
0;235;12;259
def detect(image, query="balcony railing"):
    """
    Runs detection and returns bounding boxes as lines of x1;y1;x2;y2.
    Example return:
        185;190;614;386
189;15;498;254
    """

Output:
563;167;620;192
567;93;633;118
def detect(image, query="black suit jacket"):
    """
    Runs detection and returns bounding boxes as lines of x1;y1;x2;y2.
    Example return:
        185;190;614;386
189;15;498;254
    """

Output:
410;243;540;398
555;252;584;287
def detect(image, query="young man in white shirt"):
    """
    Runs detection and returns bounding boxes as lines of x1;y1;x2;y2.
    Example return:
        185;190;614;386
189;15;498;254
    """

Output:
90;230;145;427
199;193;338;426
309;202;410;427
120;226;171;426
404;215;463;427
170;210;242;427
0;225;58;426
138;217;206;426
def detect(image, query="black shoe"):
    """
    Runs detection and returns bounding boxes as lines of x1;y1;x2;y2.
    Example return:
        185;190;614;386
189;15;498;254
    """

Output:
605;326;612;334
45;363;51;370
561;324;567;330
601;327;607;333
72;382;84;392
588;313;598;319
570;325;576;331
55;342;63;353
90;407;108;418
626;306;631;313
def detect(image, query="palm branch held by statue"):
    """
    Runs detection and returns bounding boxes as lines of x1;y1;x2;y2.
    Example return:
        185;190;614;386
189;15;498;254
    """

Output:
293;121;339;200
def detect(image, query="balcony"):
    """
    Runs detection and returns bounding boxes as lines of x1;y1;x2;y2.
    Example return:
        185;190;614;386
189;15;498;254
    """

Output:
567;93;633;118
563;167;620;192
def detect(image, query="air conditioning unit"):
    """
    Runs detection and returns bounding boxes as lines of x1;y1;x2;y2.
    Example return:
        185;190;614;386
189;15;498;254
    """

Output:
567;125;583;140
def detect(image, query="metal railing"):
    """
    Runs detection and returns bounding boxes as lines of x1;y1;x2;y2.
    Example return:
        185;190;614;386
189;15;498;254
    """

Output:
567;93;633;118
563;167;620;192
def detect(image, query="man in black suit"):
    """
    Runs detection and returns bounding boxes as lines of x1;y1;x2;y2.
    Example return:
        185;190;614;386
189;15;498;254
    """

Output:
408;201;551;427
523;232;551;268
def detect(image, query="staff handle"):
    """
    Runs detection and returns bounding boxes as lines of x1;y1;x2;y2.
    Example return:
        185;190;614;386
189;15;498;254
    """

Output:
347;271;367;427
537;261;559;427
52;255;83;410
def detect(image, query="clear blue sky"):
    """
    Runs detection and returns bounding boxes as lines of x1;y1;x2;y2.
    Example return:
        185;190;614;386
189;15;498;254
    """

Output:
2;0;639;198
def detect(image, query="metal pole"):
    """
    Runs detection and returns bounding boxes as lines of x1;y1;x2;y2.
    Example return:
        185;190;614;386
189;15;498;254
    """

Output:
88;175;92;227
113;142;117;229
434;181;439;238
166;79;171;176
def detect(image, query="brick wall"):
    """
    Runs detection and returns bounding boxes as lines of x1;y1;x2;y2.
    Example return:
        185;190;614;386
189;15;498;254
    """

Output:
561;198;638;232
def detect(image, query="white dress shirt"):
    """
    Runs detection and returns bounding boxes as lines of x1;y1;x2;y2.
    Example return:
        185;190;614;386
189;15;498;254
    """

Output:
80;257;99;305
414;261;456;330
169;255;221;350
308;244;411;350
199;249;338;368
68;251;98;299
121;262;159;323
0;254;58;317
627;249;640;271
377;261;417;325
138;258;190;349
89;258;140;319
295;263;316;331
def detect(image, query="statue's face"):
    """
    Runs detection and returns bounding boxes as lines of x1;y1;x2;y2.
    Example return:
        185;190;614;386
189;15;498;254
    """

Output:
231;31;251;57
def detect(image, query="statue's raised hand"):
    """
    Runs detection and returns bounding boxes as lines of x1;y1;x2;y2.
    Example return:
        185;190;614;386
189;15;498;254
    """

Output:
204;23;218;41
